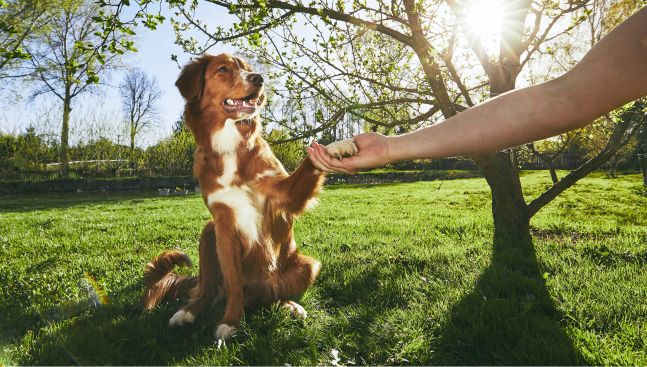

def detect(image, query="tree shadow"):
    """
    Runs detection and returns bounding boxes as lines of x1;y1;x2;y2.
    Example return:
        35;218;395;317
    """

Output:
430;234;583;365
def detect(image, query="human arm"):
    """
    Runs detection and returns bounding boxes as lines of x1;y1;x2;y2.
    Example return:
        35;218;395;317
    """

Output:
308;6;647;173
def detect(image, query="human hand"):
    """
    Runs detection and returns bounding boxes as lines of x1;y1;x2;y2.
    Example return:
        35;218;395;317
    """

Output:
307;132;392;174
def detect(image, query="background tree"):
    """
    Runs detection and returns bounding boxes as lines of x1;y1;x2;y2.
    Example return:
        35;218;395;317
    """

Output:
22;0;132;176
266;129;306;172
119;68;162;152
637;123;647;185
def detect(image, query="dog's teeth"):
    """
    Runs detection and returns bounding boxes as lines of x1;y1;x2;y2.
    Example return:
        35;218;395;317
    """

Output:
225;99;234;105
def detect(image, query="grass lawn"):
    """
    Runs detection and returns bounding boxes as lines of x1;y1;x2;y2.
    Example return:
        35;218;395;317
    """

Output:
0;171;645;365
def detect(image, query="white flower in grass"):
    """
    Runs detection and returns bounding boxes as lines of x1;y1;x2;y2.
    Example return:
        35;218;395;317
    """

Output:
330;348;341;366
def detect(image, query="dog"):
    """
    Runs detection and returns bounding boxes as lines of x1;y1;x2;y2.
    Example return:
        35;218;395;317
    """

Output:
141;53;357;341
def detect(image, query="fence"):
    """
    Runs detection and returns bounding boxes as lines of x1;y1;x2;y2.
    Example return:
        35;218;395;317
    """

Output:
2;152;644;191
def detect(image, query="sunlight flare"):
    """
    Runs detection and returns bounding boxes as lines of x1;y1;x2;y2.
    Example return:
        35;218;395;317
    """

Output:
463;0;504;41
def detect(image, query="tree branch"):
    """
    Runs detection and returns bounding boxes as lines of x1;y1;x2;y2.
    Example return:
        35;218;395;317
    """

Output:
528;109;644;217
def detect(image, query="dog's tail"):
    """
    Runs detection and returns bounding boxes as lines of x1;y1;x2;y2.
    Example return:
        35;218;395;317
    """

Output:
141;250;197;310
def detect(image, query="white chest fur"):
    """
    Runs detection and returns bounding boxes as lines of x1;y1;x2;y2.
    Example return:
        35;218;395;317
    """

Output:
207;186;261;244
206;151;264;245
211;119;241;154
217;153;238;186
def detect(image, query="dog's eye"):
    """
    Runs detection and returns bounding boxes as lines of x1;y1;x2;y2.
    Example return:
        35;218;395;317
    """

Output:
217;66;229;73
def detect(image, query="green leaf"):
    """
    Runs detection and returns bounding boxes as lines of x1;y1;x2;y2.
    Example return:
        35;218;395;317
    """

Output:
87;74;100;84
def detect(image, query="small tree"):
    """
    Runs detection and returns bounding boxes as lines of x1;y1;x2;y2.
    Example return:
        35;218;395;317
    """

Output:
22;0;132;176
119;68;162;151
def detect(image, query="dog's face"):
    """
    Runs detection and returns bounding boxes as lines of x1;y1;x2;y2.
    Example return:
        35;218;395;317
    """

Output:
176;54;266;121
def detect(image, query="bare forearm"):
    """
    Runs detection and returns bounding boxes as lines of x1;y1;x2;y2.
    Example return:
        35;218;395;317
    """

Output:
389;6;647;161
389;78;576;160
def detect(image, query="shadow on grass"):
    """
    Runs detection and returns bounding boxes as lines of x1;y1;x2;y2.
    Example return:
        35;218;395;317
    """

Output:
10;294;226;365
430;234;583;365
5;232;583;365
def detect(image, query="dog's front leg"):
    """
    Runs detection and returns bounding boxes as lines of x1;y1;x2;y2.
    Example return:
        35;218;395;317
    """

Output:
210;203;245;342
271;157;325;214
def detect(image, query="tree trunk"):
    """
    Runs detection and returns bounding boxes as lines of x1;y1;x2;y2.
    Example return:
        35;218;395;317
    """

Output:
548;163;559;184
640;154;647;186
608;157;618;178
60;93;71;177
474;152;530;242
130;121;137;169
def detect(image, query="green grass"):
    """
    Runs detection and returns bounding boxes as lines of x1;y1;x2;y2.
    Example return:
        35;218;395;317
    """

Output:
0;171;645;365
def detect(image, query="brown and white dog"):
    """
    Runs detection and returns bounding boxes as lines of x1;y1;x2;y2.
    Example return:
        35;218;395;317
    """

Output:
141;53;357;341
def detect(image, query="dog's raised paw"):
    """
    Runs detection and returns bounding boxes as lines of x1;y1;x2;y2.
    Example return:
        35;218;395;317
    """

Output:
326;139;358;159
281;300;308;319
214;323;237;341
169;309;194;327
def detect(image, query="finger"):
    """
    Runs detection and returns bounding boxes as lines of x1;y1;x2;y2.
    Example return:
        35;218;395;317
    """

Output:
330;160;356;175
307;147;333;172
308;145;336;173
306;147;326;171
313;144;338;172
328;157;357;175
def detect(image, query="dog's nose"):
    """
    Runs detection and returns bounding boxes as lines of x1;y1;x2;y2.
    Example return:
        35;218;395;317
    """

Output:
249;73;264;86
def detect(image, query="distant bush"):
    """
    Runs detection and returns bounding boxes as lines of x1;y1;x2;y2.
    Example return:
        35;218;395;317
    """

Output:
143;124;196;175
0;127;57;174
266;129;306;172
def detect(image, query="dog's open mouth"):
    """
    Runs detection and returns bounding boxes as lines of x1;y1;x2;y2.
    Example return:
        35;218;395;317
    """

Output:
222;91;262;113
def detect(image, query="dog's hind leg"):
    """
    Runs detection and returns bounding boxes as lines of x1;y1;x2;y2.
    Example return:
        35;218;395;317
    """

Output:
244;252;321;318
170;221;224;327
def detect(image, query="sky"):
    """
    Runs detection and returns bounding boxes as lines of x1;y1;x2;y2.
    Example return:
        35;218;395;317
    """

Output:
0;2;239;146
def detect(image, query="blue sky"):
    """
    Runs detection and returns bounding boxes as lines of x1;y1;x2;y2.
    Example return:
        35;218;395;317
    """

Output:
0;2;239;146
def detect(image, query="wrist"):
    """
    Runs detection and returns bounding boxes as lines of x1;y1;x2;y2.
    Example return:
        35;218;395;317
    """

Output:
385;135;405;163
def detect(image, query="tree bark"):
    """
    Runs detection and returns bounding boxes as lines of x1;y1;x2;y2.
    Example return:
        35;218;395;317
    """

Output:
548;163;558;184
60;91;71;177
640;154;647;186
527;118;638;216
130;121;136;151
474;152;530;242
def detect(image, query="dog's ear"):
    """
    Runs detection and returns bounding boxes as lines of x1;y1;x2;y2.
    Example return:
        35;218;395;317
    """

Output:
176;56;209;101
